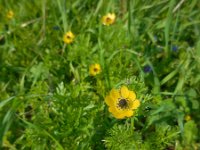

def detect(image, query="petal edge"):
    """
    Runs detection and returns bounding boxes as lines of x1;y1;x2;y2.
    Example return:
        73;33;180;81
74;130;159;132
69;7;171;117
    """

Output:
120;86;129;98
131;99;140;109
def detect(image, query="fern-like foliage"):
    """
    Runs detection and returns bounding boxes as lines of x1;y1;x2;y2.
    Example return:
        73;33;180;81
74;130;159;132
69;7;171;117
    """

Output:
104;124;142;150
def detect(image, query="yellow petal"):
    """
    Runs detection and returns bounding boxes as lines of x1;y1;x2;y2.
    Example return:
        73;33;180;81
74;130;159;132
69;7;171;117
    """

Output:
109;107;123;119
112;112;125;119
110;89;120;100
109;106;123;114
102;16;107;24
108;106;115;113
94;64;101;72
105;95;113;106
124;110;134;117
128;91;136;100
109;106;132;119
120;86;129;98
110;13;116;20
130;99;140;109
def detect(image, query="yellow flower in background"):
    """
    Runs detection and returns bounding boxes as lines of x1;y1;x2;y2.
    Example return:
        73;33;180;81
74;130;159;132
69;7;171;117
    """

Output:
89;64;101;76
105;86;140;119
102;13;116;26
184;115;191;121
63;31;75;44
6;10;14;19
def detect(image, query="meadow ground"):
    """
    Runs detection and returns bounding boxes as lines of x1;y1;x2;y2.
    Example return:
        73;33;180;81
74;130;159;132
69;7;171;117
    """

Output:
0;0;200;149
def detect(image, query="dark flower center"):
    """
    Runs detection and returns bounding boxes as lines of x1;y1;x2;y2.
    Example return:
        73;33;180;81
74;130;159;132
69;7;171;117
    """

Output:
118;99;128;109
66;35;71;39
106;17;111;22
93;67;98;72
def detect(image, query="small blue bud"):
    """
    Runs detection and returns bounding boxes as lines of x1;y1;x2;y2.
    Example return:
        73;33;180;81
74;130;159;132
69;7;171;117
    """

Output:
144;65;152;73
52;26;60;30
172;45;178;52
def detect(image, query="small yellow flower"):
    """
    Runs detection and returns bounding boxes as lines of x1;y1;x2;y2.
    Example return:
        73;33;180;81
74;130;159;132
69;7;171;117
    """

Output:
6;10;14;19
184;115;191;121
89;64;101;76
102;13;116;26
105;86;140;119
63;31;75;44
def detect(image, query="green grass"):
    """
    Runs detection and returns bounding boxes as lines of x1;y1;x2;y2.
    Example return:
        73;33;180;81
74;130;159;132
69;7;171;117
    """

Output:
0;0;200;149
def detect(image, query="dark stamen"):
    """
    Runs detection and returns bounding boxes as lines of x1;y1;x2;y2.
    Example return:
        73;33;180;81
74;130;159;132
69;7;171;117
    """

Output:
66;35;71;39
118;99;128;109
93;68;98;72
106;17;111;22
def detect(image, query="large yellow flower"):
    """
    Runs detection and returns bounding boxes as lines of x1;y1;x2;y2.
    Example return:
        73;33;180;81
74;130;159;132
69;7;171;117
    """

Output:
105;86;140;119
89;64;101;76
102;13;116;26
63;31;75;44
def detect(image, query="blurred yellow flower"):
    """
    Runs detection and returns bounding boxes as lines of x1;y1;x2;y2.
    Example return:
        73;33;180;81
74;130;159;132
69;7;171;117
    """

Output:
63;31;75;44
89;64;101;76
6;10;14;19
102;13;116;26
105;86;140;119
184;115;191;121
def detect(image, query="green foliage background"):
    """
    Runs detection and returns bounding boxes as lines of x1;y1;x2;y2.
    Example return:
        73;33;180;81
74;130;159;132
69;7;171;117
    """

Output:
0;0;200;149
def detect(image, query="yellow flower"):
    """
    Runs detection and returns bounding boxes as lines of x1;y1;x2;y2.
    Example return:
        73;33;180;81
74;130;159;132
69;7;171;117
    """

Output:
63;31;75;44
89;64;101;76
102;13;116;26
6;10;14;19
105;86;140;119
184;115;191;121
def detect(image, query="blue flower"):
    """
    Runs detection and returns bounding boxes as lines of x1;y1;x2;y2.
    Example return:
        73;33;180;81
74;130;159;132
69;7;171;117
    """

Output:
172;45;178;52
143;65;152;73
52;26;60;30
